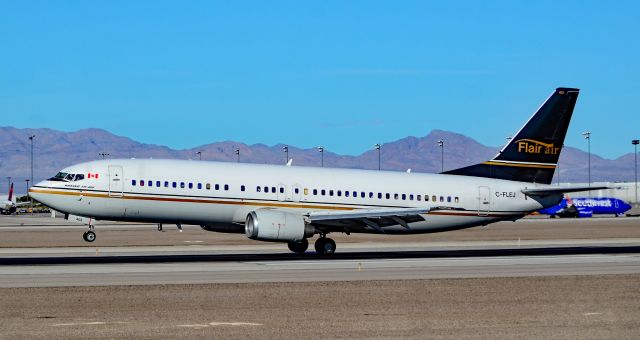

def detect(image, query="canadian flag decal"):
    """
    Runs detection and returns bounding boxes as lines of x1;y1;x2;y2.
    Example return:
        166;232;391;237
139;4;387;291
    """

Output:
88;173;99;179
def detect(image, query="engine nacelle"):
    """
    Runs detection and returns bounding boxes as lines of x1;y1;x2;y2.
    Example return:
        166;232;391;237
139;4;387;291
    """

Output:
245;209;314;242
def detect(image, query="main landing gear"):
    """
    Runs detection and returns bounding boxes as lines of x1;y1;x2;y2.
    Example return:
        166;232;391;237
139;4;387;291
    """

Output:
286;235;337;255
287;239;309;254
82;225;96;242
314;235;336;256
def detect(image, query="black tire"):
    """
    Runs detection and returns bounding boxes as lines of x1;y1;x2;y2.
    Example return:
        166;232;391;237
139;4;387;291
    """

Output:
85;231;96;242
315;238;336;255
287;239;309;254
82;231;88;241
314;238;324;254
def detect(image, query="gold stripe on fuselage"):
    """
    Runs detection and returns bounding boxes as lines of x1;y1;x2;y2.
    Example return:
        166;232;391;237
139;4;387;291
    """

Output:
482;161;556;169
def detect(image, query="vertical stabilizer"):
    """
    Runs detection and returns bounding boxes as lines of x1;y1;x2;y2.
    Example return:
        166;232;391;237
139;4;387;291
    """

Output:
8;183;14;202
444;88;579;184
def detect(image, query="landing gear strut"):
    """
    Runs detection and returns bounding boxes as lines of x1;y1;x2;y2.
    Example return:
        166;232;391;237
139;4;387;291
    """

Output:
314;235;336;255
287;239;309;254
82;225;96;242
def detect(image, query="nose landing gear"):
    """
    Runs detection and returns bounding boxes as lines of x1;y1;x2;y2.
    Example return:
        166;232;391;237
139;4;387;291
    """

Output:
82;225;96;242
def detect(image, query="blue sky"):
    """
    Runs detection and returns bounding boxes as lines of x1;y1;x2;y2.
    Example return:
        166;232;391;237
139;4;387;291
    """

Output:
1;1;638;158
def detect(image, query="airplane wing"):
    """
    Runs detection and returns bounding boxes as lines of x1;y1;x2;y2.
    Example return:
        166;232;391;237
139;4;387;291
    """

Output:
305;206;456;232
522;185;611;196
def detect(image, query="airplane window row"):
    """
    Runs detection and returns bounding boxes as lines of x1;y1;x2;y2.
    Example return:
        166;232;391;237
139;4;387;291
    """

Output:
131;180;245;192
129;179;459;204
307;188;459;203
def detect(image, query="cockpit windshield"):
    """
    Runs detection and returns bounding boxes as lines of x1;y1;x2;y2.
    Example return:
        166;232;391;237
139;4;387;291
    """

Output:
48;172;85;182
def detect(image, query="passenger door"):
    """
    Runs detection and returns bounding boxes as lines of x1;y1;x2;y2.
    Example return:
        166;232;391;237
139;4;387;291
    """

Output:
108;166;124;197
478;186;491;216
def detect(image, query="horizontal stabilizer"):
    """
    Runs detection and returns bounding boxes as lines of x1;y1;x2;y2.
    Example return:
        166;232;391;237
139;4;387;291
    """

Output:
522;186;611;196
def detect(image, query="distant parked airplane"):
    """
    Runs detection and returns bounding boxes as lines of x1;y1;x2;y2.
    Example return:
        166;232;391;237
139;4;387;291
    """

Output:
1;183;16;215
538;195;632;218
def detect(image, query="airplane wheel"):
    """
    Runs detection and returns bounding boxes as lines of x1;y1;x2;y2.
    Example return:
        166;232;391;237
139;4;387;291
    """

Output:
287;239;309;254
84;231;96;242
314;237;336;255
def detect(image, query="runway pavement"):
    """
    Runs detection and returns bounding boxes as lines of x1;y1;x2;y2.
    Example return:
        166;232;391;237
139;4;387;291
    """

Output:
1;214;640;338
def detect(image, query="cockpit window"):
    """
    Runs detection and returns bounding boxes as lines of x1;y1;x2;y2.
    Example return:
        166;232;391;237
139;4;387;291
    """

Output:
48;172;85;182
49;172;69;181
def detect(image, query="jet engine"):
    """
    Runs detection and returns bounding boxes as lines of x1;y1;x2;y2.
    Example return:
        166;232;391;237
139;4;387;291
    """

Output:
245;209;314;242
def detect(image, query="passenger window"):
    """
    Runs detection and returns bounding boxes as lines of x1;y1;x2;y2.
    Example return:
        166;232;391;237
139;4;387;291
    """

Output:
294;187;299;194
432;195;437;202
337;190;342;197
156;181;161;187
188;183;193;189
172;182;177;188
271;187;276;193
257;186;261;192
279;187;284;194
402;194;407;200
440;196;444;202
455;197;459;203
409;194;413;200
140;180;145;187
313;189;318;195
197;183;202;189
132;180;137;186
206;183;211;190
148;180;152;187
378;193;382;199
225;184;229;191
164;181;169;188
329;190;334;196
304;188;308;195
241;185;246;192
353;191;357;197
180;182;185;188
447;196;452;202
264;186;268;193
321;189;326;196
386;193;390;199
345;191;349;197
394;194;399;200
215;184;220;190
361;192;365;198
417;195;421;201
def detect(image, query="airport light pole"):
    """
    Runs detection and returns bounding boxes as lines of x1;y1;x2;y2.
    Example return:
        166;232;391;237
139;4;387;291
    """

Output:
28;135;35;186
99;153;110;159
235;149;240;163
318;146;324;168
437;140;444;172
633;139;639;206
374;144;381;171
582;132;591;192
283;146;289;164
196;151;202;161
25;179;31;214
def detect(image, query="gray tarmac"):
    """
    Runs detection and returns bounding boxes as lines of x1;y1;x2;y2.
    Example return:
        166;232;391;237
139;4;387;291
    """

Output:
1;214;639;338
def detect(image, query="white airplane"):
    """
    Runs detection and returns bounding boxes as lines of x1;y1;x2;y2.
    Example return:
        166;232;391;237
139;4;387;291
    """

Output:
1;183;17;215
29;88;601;255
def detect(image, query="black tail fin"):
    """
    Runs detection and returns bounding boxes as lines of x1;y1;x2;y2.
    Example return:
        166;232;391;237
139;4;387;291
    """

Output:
444;87;579;184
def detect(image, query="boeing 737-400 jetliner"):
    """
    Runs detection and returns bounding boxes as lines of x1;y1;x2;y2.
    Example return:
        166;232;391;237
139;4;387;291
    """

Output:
29;88;603;255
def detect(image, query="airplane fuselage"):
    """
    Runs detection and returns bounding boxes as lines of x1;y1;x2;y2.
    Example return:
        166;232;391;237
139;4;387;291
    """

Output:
29;159;559;235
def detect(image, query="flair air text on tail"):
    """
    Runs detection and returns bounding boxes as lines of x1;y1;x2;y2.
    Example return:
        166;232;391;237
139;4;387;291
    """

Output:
29;88;601;255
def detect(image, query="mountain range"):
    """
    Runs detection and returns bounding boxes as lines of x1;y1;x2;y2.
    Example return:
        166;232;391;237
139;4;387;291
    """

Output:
1;126;636;194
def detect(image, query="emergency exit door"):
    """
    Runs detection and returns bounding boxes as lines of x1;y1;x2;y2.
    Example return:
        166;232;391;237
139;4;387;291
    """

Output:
478;186;491;216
